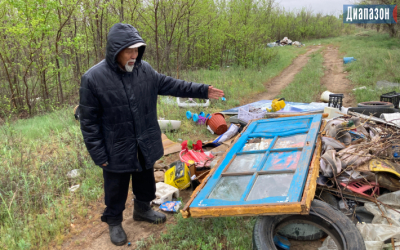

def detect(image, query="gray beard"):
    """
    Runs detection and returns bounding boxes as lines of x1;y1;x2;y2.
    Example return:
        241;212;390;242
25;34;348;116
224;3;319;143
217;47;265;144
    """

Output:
125;60;135;72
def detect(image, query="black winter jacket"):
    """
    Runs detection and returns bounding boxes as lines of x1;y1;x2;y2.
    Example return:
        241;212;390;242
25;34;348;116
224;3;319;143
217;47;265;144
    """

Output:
79;23;209;173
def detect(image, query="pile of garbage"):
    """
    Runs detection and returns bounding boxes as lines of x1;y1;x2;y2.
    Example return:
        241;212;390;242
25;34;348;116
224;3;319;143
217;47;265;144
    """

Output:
317;112;400;249
267;37;304;47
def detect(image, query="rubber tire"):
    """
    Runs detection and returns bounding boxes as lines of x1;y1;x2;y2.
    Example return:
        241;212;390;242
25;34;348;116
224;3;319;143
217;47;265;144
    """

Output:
277;189;335;241
277;222;327;241
348;107;399;118
252;200;366;250
316;190;339;210
358;101;394;108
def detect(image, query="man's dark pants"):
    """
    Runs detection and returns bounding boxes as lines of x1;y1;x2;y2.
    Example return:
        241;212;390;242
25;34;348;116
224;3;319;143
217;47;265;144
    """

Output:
101;147;156;225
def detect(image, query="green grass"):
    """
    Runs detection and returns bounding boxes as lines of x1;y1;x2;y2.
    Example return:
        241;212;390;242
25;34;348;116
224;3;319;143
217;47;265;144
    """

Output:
278;49;325;103
0;45;306;249
137;215;255;250
0;108;104;249
158;45;307;143
304;29;400;104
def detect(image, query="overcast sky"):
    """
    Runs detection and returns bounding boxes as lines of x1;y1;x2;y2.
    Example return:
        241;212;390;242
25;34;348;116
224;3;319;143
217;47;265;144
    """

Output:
277;0;356;17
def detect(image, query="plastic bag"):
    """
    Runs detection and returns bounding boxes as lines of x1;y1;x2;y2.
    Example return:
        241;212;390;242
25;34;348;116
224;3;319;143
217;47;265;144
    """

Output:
160;201;182;212
364;190;400;227
318;236;338;250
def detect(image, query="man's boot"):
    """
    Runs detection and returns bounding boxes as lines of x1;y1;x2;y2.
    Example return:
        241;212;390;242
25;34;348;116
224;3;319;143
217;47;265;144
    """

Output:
133;199;166;224
102;217;127;246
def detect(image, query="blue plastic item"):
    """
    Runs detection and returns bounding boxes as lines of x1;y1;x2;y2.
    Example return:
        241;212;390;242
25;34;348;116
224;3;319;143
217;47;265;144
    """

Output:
221;97;226;101
205;113;212;119
273;235;291;250
160;201;182;212
199;111;205;117
393;145;400;158
343;57;356;64
186;111;192;119
193;113;199;122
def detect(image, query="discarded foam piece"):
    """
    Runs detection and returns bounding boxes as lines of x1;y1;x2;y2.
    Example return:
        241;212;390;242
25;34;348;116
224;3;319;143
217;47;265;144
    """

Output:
177;97;210;108
153;182;179;205
323;107;344;119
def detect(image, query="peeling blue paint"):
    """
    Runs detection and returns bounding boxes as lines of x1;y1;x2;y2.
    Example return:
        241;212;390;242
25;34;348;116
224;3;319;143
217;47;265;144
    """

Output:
190;114;322;208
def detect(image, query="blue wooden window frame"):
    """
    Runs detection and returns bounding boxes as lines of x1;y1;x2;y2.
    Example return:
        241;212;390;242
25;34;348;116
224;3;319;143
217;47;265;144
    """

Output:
190;114;322;208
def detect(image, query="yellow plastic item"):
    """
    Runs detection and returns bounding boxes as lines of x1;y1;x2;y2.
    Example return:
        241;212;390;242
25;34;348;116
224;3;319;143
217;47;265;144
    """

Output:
165;161;191;190
267;98;286;112
369;159;400;178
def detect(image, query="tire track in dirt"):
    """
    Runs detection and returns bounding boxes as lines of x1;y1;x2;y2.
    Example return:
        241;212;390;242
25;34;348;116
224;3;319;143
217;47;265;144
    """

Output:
255;46;322;101
320;46;356;107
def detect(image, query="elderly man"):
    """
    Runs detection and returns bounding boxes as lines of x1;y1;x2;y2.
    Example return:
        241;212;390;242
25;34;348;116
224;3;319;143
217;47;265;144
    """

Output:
79;23;224;246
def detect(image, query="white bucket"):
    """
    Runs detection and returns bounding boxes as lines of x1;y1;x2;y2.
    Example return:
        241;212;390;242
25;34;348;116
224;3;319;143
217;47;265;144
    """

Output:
321;91;334;103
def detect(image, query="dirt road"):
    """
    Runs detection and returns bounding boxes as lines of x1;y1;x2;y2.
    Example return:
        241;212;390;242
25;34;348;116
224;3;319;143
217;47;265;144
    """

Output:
321;46;356;107
255;46;322;101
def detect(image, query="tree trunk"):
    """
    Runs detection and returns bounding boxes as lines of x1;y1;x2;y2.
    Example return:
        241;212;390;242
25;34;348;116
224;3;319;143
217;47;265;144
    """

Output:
154;0;160;71
120;0;124;22
0;52;17;109
55;41;64;103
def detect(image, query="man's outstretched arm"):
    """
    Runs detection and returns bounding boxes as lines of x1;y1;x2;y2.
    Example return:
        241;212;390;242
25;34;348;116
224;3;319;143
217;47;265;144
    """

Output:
154;67;223;99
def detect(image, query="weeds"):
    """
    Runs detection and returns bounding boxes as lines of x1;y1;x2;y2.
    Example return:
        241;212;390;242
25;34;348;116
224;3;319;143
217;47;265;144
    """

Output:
147;214;255;250
0;45;304;249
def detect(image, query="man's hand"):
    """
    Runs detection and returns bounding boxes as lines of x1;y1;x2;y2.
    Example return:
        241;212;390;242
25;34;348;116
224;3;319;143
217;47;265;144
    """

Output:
208;86;224;100
101;162;108;167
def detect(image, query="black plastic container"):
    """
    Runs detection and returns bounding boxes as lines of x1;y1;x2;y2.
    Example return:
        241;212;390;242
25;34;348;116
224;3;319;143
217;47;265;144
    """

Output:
380;91;400;109
328;94;344;110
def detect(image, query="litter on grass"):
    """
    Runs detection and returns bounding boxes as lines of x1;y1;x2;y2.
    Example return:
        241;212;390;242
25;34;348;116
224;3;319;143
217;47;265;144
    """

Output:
317;110;400;249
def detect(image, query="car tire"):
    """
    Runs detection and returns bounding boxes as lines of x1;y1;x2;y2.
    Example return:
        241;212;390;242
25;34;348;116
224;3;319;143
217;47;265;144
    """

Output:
252;199;366;250
358;101;394;108
348;107;399;118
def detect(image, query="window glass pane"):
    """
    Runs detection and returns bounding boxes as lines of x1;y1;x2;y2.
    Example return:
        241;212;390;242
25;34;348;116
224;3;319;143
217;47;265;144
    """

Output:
208;176;252;201
242;138;273;151
273;134;307;149
254;119;310;133
226;154;264;173
246;174;294;201
263;151;302;171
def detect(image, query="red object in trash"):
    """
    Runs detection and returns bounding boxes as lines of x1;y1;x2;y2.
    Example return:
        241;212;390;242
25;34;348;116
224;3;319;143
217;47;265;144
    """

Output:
206;113;227;135
340;181;379;197
180;140;214;167
180;150;214;168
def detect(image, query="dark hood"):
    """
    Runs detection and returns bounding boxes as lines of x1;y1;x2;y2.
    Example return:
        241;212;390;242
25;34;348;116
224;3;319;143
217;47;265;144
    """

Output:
105;23;146;72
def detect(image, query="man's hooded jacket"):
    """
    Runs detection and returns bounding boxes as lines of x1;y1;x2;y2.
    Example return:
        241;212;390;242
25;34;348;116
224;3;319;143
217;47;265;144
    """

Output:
79;23;209;173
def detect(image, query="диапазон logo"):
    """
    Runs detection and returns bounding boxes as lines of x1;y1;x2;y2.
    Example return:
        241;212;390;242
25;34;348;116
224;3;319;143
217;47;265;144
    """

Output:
343;5;397;23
